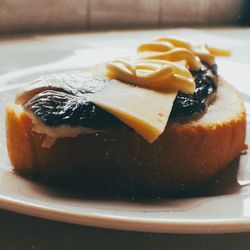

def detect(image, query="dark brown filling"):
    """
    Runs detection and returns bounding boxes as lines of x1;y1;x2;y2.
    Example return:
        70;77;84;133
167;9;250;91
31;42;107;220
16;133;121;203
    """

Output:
170;62;218;121
23;64;218;130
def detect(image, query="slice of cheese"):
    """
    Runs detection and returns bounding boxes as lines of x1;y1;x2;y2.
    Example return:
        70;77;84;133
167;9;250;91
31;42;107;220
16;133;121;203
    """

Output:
90;79;177;143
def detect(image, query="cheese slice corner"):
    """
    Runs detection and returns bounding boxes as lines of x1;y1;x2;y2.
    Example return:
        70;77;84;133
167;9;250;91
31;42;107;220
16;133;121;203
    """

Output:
90;80;177;143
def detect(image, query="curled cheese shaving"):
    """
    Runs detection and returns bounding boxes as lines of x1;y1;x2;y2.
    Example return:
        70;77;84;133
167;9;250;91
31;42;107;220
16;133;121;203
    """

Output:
106;36;230;94
155;37;193;50
138;37;231;67
206;45;231;57
139;48;201;71
106;59;195;94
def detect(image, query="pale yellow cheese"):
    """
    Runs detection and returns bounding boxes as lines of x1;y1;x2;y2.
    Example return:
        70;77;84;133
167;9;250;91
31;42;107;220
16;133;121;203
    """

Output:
106;59;195;94
90;79;177;143
138;37;231;67
91;37;231;143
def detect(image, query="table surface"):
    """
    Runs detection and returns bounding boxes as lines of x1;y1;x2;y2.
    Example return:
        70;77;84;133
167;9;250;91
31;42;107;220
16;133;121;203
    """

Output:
1;27;250;250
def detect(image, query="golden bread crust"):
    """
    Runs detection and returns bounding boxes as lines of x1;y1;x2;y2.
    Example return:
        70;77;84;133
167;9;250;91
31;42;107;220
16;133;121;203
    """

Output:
6;79;246;194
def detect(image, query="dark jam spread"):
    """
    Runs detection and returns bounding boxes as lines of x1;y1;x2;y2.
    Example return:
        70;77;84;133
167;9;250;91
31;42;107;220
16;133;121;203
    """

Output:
169;62;218;120
24;90;120;129
22;72;121;129
22;64;218;129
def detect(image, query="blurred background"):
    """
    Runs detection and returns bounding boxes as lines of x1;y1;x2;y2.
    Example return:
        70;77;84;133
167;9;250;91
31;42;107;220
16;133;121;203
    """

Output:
0;0;249;34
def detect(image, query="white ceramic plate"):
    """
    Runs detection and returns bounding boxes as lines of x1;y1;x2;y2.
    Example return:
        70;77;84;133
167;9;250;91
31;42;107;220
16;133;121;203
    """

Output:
1;31;250;234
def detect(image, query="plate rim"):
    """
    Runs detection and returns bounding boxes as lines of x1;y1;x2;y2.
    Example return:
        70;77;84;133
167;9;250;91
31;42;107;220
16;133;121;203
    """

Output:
1;191;250;234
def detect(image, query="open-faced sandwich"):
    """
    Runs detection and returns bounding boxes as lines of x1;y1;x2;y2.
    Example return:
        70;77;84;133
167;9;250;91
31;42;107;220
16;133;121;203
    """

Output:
6;37;246;195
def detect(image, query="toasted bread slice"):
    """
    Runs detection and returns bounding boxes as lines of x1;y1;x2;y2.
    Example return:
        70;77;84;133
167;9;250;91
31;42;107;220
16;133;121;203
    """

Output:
6;78;246;194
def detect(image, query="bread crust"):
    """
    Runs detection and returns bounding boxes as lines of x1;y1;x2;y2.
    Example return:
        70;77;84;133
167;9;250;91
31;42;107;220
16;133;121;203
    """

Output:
6;78;246;195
